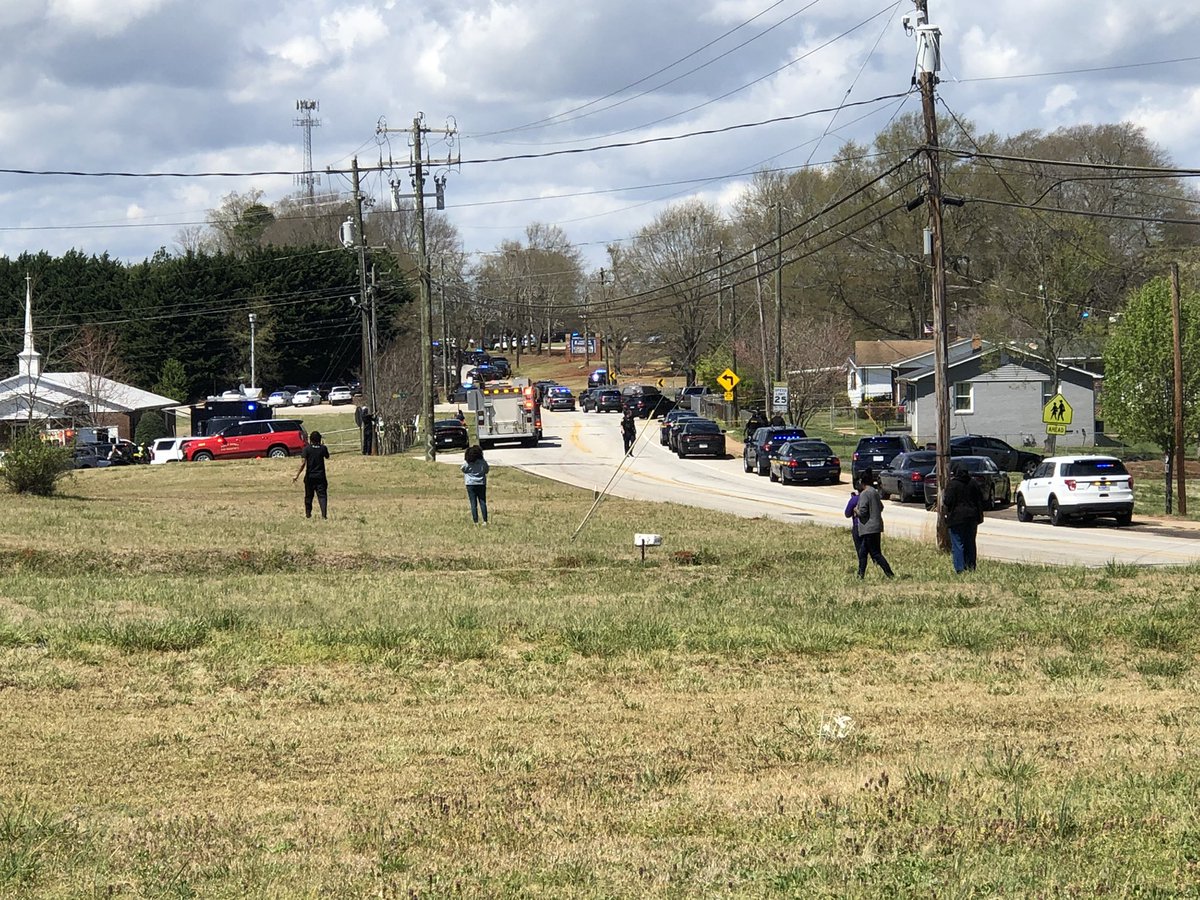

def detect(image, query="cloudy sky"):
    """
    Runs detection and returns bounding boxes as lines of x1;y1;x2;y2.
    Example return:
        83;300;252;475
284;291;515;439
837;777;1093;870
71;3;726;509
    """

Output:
1;0;1198;271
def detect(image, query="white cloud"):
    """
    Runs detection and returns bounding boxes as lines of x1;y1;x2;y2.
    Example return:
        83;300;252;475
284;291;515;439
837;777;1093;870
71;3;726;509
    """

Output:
1042;84;1078;116
47;0;166;36
321;6;388;53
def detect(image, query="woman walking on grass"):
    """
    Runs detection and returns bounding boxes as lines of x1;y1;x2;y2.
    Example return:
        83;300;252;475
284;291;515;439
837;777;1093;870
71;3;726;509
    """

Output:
461;444;490;525
854;469;895;579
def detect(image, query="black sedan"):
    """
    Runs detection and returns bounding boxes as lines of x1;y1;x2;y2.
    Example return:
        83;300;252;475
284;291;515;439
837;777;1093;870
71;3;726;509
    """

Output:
660;409;699;446
769;440;841;485
544;387;576;411
433;419;469;451
923;455;1012;510
675;420;726;458
878;450;938;502
950;434;1042;476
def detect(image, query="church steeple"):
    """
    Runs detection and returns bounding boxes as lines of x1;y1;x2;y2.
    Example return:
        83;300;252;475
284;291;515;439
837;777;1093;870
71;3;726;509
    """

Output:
18;273;42;379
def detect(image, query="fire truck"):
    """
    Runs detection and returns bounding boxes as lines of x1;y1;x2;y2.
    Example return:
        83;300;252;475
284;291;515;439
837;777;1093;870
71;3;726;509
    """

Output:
467;380;542;448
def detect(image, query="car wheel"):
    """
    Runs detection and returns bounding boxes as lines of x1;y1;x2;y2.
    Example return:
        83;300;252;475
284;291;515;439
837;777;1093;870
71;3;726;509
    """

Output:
1115;511;1133;527
268;446;289;459
879;488;891;500
769;468;778;482
743;454;752;473
757;460;769;477
1048;496;1066;527
1016;494;1032;523
677;449;686;458
193;451;213;462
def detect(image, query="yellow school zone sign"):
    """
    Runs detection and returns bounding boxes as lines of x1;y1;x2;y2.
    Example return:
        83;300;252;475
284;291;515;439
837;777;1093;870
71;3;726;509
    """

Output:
1043;393;1073;426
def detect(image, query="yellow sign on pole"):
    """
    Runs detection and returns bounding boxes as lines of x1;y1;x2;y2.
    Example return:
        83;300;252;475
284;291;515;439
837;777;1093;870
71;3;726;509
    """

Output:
723;390;734;401
1043;393;1073;426
656;378;665;389
1046;423;1066;435
716;368;740;392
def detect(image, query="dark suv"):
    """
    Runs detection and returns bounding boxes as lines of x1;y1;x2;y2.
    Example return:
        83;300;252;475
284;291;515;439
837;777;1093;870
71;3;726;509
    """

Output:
621;386;676;419
950;434;1043;475
185;419;307;461
851;434;918;483
744;425;809;476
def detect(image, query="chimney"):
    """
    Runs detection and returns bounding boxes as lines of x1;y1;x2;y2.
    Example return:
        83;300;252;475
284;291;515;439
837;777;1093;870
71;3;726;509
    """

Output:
971;333;982;352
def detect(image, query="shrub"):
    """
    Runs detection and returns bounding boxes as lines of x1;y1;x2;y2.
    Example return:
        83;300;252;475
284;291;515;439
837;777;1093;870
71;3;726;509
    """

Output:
0;434;73;496
133;410;168;445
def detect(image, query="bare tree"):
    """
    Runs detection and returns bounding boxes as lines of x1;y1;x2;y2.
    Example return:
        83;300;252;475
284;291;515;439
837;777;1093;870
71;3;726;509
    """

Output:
63;326;130;426
781;316;851;427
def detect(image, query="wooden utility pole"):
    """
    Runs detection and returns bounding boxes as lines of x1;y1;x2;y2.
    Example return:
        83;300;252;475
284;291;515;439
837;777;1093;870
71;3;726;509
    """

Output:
378;115;459;461
774;203;783;385
1171;263;1188;514
350;158;373;421
913;1;951;550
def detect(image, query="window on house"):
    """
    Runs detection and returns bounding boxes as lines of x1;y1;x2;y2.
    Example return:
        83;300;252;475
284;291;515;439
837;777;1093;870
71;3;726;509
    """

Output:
849;370;858;390
1042;381;1054;407
953;381;973;413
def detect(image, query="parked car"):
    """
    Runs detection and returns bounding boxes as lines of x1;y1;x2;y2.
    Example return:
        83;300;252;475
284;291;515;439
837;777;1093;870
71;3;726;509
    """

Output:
950;434;1043;476
621;385;676;419
769;440;841;485
72;447;112;469
184;419;307;461
851;434;918;483
675;419;726;458
878;450;938;502
660;409;699;446
579;387;600;412
267;390;294;408
490;356;512;378
544;386;576;411
292;389;320;407
744;426;809;476
150;437;190;464
328;385;354;405
433;419;469;451
922;455;1012;510
677;385;712;409
593;389;623;413
1015;455;1134;527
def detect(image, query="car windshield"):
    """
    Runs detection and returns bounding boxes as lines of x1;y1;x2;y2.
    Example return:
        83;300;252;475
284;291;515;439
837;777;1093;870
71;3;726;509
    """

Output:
684;421;721;434
902;452;937;466
1063;459;1128;477
788;442;832;456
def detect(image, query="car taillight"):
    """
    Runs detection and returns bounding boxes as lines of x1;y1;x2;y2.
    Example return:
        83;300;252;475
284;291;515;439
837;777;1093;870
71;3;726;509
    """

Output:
831;457;840;465
911;472;923;482
1128;476;1135;490
788;460;797;468
1064;479;1077;491
852;451;860;461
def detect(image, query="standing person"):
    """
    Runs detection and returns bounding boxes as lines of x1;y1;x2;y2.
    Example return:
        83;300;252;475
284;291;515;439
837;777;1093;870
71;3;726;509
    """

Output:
942;464;985;573
293;431;330;519
359;407;375;456
461;444;490;525
620;408;637;456
855;469;895;579
769;412;786;426
744;408;767;441
844;484;867;577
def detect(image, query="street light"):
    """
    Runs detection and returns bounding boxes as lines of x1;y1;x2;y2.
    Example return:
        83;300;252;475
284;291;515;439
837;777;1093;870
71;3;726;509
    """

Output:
248;312;257;390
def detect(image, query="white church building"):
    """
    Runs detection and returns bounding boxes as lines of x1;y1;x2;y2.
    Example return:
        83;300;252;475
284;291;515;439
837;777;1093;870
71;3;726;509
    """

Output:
1;276;177;442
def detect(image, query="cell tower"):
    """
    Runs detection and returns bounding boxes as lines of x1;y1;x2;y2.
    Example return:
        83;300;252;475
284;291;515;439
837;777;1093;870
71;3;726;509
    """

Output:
294;99;321;203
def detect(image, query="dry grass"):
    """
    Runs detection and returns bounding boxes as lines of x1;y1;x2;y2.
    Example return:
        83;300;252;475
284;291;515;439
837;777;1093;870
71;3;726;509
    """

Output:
2;454;1199;897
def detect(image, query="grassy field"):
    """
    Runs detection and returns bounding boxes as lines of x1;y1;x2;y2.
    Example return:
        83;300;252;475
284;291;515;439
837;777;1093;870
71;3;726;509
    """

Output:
5;451;1198;897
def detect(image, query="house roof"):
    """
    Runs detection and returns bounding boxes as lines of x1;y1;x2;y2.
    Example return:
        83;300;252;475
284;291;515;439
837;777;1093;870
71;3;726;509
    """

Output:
852;340;934;367
897;344;1103;384
0;371;178;422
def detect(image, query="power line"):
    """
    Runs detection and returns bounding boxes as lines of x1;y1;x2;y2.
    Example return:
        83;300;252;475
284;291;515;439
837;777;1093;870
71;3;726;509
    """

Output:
952;54;1200;85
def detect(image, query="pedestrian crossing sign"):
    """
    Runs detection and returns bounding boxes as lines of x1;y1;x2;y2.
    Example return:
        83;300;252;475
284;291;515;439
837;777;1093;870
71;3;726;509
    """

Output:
1043;393;1073;426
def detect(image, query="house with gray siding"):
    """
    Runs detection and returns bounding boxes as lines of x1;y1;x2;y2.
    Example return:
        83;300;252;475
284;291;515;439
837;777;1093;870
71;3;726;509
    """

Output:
846;338;979;407
897;344;1102;448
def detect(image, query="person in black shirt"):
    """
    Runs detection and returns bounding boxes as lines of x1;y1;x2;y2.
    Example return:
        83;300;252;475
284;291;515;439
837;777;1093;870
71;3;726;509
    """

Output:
942;464;985;573
293;431;331;519
620;409;636;456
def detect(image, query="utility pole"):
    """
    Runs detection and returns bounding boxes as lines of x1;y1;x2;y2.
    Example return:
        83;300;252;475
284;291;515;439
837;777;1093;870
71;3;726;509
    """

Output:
248;312;257;391
350;157;373;424
774;202;783;384
440;257;451;400
910;0;951;550
715;246;724;333
382;114;459;462
1171;263;1188;514
754;249;771;411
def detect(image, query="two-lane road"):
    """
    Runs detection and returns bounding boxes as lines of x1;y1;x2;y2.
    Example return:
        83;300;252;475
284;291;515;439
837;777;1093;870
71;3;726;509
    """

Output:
475;409;1200;568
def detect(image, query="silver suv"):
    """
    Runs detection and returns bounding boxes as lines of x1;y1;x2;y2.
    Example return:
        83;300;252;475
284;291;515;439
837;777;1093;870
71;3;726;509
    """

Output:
1015;455;1134;527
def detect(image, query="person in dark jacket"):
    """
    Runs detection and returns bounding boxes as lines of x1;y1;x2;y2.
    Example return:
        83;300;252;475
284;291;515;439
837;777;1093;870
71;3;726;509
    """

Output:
461;444;490;524
293;431;330;519
844;486;866;576
620;409;636;456
854;469;894;579
744;409;767;441
769;412;786;426
942;463;985;573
